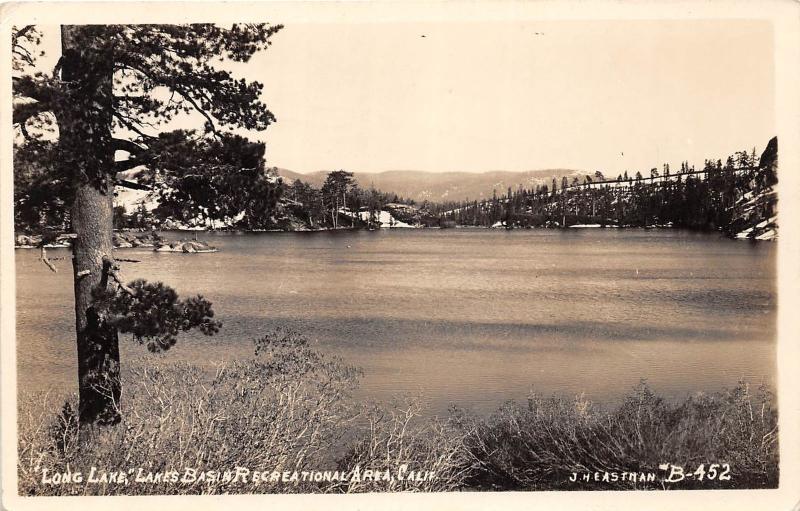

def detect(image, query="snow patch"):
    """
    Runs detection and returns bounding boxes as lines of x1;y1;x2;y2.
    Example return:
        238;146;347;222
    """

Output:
756;229;777;241
357;210;414;228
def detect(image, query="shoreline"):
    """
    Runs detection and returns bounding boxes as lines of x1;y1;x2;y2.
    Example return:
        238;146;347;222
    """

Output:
13;222;775;249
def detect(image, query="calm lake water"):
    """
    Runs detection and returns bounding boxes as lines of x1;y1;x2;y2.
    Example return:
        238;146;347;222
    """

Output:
15;228;776;415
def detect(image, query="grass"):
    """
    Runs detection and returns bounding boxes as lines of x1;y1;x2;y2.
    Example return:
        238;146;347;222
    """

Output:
17;330;778;495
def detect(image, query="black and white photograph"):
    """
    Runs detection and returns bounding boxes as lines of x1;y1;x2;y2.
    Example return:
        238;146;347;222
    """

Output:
2;1;800;510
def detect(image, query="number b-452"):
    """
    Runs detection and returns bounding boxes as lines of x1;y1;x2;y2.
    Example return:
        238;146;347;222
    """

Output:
660;463;731;483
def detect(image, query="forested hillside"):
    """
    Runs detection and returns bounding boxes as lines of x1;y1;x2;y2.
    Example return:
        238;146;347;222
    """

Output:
277;168;587;203
111;169;423;232
436;137;778;239
15;134;778;239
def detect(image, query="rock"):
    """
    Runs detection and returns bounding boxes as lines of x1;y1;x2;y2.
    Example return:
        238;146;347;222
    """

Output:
15;235;37;246
728;137;778;240
152;238;216;253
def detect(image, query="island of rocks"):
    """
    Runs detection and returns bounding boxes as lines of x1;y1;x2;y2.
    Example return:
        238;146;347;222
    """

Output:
15;231;217;253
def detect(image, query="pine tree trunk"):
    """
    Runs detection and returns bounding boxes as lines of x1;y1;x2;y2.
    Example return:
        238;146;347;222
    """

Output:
72;181;121;425
61;25;121;426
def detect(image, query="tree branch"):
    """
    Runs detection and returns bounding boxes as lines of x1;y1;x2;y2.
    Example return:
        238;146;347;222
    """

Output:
102;256;136;296
121;61;218;134
12;25;38;68
12;76;57;103
115;179;151;190
40;246;57;273
12;45;34;65
14;25;36;39
113;159;151;173
110;271;136;296
112;111;156;140
53;56;64;78
13;100;53;140
17;119;32;140
175;86;218;134
111;137;147;155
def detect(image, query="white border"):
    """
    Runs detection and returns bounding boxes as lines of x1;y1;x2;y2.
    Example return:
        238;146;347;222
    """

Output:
2;2;799;510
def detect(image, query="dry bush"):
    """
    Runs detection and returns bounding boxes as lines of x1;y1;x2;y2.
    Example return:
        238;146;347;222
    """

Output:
332;398;474;492
17;337;778;495
18;329;362;495
458;381;778;490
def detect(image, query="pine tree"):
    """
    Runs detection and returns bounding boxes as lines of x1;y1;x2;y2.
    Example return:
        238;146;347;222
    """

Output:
12;23;283;425
321;170;355;228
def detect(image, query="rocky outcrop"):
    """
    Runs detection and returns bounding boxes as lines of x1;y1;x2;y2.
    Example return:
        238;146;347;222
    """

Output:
729;136;778;240
113;231;161;248
153;240;218;253
16;231;164;249
14;233;72;248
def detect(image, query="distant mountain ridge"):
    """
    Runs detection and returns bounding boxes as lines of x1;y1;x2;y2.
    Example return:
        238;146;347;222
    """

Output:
276;168;588;203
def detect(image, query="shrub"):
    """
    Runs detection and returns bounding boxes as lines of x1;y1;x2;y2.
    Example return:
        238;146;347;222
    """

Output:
18;329;362;495
17;336;778;495
332;399;473;492
457;381;778;490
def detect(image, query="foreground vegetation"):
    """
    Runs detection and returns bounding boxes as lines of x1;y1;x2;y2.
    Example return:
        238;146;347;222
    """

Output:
18;330;778;495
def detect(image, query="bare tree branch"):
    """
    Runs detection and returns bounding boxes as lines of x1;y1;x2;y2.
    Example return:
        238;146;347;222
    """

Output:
115;178;151;190
102;256;136;296
39;246;57;273
111;138;147;155
178;90;218;134
14;25;36;39
120;62;218;134
112;111;156;140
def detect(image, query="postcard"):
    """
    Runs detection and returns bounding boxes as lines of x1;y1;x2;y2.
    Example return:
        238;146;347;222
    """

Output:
2;1;799;510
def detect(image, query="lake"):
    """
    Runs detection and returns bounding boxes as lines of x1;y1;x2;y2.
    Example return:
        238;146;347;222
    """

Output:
15;228;776;415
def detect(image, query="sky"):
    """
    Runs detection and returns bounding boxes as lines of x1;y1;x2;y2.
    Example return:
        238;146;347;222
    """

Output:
31;20;775;175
